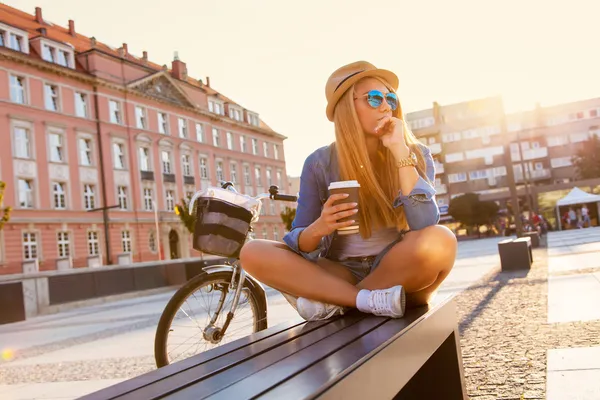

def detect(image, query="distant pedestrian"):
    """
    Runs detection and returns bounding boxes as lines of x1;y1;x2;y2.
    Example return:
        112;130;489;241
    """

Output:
581;205;591;228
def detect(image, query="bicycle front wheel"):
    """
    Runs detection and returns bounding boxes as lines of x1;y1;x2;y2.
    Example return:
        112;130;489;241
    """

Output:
154;269;267;367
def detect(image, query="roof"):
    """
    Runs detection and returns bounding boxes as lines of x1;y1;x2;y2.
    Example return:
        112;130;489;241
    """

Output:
0;4;275;133
557;187;600;207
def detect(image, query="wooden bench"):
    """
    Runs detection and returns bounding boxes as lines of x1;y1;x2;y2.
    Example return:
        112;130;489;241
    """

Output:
82;296;466;400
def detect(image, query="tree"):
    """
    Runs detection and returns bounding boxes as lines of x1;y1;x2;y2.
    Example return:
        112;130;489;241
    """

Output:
280;207;296;231
0;181;11;230
174;198;196;235
448;193;499;236
573;135;600;180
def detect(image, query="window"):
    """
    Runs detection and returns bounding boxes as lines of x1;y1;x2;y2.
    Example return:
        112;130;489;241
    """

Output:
178;118;187;138
117;186;128;210
14;127;31;158
57;232;70;258
216;161;224;182
551;157;573;168
263;142;269;157
196;123;204;142
570;132;588;143
22;232;37;260
109;100;121;124
83;184;96;210
212;128;220;147
252;138;258;155
113;143;125;169
88;231;99;256
255;166;262;186
0;29;4;47
18;179;33;208
75;92;87;117
135;106;146;129
79;138;92;166
214;103;222;115
149;231;157;253
53;182;66;209
42;44;55;62
266;169;272;186
468;170;488;180
200;157;209;179
161;151;171;174
244;165;251;185
274;145;279;160
230;108;242;121
248;113;259;126
10;75;26;104
226;132;233;150
139;147;150;171
143;188;153;211
276;171;282;187
121;230;132;253
165;190;175;211
182;154;191;176
273;226;279;241
448;173;467;183
442;132;462;143
547;135;568;147
230;163;238;183
44;83;59;111
462;129;478;139
49;133;64;163
158;112;168;134
9;33;24;52
262;227;267;239
534;162;543;170
57;50;70;67
445;152;464;163
208;101;214;113
240;136;247;153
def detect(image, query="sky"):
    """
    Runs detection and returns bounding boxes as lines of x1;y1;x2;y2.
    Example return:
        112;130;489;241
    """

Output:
6;0;600;176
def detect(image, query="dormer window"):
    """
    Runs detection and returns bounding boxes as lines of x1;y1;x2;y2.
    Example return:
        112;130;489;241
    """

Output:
229;107;243;122
39;39;74;69
208;99;225;115
247;113;260;127
0;23;29;54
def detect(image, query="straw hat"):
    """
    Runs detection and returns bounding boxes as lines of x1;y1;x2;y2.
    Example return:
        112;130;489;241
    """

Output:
325;61;399;122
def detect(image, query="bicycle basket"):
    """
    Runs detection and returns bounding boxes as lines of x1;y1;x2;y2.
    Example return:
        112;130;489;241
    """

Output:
193;197;254;258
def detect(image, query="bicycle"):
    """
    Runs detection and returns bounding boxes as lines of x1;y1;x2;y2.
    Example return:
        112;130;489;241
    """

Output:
154;181;298;367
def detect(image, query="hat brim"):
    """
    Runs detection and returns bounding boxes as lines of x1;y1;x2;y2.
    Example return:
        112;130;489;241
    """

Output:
326;68;399;121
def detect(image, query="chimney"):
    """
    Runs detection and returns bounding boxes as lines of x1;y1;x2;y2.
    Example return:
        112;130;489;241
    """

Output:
90;37;97;48
122;43;128;55
37;27;47;36
68;20;76;36
206;76;211;88
142;51;148;61
171;52;188;80
35;7;43;24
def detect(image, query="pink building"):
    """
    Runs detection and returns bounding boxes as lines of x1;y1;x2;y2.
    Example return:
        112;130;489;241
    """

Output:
0;5;289;275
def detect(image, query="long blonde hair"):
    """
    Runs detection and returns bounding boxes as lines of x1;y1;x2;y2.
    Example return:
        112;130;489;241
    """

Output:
332;77;429;237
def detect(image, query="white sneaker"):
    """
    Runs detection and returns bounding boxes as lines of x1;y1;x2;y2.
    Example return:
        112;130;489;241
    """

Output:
296;297;345;321
366;285;406;318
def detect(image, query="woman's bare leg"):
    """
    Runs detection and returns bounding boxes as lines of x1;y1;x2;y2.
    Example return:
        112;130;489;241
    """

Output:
239;240;359;307
357;225;457;307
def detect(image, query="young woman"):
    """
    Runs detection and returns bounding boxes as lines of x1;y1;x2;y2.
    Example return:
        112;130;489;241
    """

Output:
240;61;457;321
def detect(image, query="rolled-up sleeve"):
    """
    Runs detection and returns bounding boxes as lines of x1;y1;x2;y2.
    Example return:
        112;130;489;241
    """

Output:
393;145;440;230
282;154;324;260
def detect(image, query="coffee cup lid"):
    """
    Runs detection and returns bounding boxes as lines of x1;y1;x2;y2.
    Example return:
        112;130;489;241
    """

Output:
328;180;360;190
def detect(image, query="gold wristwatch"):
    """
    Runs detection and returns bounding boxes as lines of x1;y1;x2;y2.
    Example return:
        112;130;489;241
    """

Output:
396;151;418;168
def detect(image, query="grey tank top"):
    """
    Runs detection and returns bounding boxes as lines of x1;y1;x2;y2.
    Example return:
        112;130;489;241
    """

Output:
329;227;400;260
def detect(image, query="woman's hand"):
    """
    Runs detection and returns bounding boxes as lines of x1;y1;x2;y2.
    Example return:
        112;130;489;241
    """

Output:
375;116;410;160
312;193;358;237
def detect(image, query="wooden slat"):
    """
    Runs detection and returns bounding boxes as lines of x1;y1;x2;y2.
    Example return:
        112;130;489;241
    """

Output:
81;318;307;400
263;299;457;400
163;313;374;400
113;315;357;400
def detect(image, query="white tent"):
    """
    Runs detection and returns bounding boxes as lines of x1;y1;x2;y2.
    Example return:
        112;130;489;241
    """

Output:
556;187;600;230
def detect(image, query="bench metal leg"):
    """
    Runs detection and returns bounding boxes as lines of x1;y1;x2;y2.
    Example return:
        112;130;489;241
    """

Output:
394;329;467;400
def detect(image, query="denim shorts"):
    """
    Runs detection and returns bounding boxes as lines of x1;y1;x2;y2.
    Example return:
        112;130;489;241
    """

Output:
327;230;407;282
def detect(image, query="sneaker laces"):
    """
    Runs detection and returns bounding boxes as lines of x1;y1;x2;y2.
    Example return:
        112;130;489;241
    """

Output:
369;289;392;315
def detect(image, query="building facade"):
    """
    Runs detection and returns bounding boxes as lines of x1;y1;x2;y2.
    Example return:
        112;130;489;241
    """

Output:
406;96;600;227
0;5;289;275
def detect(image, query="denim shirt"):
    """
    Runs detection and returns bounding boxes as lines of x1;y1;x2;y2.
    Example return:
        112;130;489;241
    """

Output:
282;143;439;261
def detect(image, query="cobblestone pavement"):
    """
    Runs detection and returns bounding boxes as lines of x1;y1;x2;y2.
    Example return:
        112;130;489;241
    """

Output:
455;242;600;399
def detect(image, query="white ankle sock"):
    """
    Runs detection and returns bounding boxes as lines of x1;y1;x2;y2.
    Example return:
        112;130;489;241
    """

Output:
356;289;372;313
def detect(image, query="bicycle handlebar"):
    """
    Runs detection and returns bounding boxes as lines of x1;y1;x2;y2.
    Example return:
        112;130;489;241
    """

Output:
272;194;298;202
